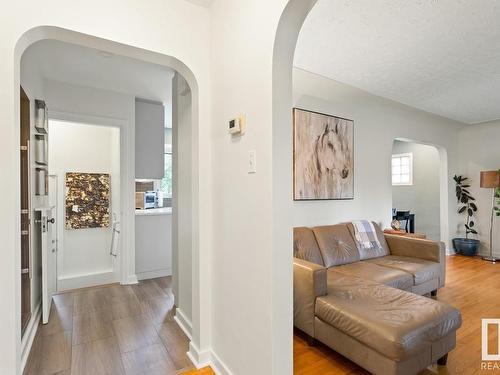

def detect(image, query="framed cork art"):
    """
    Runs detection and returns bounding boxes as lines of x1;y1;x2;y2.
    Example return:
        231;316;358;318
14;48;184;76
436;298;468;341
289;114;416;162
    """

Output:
65;172;111;229
293;108;354;200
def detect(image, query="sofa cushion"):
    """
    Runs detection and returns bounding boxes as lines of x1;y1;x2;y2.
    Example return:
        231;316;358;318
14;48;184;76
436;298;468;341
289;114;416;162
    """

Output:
346;222;390;260
312;225;360;267
316;271;462;361
365;255;441;286
330;262;413;291
294;227;324;266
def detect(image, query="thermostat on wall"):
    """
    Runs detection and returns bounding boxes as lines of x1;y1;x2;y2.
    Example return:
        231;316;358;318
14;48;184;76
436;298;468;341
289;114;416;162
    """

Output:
228;115;246;135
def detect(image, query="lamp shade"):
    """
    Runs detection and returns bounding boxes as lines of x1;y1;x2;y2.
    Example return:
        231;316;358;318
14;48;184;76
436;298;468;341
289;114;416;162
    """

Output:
480;170;500;188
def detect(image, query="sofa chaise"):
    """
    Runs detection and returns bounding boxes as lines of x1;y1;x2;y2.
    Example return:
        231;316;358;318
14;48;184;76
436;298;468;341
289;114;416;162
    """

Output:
293;222;462;375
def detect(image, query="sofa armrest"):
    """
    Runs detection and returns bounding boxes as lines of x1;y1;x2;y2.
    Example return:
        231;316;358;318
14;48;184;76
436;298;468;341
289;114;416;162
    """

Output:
384;234;446;288
293;258;327;337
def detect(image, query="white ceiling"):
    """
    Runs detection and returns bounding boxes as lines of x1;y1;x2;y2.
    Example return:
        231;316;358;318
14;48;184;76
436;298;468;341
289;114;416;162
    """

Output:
294;0;500;124
23;39;175;104
185;0;213;6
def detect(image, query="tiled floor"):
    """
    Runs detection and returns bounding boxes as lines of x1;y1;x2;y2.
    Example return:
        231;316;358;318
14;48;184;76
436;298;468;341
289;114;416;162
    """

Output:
23;277;194;375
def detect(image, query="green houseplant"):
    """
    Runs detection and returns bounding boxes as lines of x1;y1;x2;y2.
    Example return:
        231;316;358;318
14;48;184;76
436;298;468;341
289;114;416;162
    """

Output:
452;175;480;256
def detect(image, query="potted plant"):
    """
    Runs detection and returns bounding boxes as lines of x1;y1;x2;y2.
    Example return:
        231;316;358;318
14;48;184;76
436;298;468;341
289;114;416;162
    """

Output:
452;175;480;256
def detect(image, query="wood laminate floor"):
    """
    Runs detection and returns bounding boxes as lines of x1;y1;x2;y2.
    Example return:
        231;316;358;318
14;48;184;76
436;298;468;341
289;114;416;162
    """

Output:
24;277;194;375
294;255;500;374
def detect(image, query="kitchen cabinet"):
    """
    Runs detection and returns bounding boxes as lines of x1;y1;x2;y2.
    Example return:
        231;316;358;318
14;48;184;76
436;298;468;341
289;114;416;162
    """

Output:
135;208;172;280
135;99;165;179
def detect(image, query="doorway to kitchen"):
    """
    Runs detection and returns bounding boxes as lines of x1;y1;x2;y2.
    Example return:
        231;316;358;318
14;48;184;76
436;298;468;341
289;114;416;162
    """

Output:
48;120;121;291
17;28;206;374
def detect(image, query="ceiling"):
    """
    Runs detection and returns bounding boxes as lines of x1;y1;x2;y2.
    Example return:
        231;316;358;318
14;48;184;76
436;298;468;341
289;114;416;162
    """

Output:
22;39;175;104
294;0;500;124
185;0;213;6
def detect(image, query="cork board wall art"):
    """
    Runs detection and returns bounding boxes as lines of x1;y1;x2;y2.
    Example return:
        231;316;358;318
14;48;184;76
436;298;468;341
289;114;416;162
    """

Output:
65;172;110;229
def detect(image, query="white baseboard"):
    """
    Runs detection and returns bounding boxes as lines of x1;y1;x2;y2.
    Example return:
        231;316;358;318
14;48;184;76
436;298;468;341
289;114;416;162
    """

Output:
125;274;139;285
174;308;192;340
58;270;117;291
173;308;231;375
136;268;172;281
21;302;41;374
185;344;233;375
187;341;212;368
174;310;232;375
210;350;233;375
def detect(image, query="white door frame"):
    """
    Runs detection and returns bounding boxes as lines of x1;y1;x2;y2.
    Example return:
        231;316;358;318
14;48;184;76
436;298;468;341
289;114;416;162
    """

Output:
48;112;128;288
47;174;59;292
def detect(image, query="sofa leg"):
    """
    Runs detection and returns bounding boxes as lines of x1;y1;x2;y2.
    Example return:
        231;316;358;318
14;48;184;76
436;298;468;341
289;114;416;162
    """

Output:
306;335;317;347
437;354;448;366
431;289;438;297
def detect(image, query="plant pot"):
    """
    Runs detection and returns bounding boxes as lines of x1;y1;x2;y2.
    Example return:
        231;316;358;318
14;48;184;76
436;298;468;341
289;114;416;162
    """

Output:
452;238;480;256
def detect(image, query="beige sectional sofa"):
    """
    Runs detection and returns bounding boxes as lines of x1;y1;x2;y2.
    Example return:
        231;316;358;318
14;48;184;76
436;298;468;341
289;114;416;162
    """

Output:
293;222;462;375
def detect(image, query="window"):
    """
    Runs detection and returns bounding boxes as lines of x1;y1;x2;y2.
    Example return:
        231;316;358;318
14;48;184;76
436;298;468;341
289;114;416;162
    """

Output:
159;127;172;199
392;153;413;186
160;152;172;198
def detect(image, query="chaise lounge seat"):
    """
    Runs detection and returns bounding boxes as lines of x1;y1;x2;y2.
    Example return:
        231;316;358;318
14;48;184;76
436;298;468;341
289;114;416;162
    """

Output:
293;222;462;375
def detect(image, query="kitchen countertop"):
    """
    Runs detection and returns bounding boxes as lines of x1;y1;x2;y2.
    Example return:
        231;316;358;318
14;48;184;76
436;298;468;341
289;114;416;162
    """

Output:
135;207;172;216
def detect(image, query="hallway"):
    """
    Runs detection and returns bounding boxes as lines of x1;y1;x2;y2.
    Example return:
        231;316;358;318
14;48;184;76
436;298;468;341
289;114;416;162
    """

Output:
23;277;193;375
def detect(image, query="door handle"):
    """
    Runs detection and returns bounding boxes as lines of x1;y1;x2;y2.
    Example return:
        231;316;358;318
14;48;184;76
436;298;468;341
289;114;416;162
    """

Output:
21;268;29;274
48;218;55;224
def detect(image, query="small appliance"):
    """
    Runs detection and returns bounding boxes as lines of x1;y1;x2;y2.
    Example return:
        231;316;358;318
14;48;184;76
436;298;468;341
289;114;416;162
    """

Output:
135;191;157;209
156;190;164;208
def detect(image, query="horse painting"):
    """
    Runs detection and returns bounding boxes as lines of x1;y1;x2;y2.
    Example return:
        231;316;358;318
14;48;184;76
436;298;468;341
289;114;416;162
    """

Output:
294;108;354;200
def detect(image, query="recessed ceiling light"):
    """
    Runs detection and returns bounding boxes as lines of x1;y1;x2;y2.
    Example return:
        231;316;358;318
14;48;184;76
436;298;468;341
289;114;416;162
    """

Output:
97;50;114;59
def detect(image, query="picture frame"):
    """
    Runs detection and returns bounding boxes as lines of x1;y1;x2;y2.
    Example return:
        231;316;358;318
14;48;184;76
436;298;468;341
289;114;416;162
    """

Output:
293;108;354;200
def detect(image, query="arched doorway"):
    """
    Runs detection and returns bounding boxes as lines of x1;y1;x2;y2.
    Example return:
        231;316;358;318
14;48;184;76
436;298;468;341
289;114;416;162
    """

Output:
13;26;210;374
272;1;319;372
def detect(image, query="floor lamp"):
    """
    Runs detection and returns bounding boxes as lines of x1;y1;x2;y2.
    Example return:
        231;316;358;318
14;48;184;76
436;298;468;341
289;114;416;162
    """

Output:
480;170;500;263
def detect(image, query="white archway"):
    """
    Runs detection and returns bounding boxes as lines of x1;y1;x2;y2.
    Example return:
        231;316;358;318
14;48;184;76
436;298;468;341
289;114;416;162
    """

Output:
13;25;209;373
393;137;450;245
272;2;457;373
272;1;318;372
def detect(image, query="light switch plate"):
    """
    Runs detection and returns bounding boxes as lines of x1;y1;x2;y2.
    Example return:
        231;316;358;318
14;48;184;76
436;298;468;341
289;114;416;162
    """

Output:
248;150;257;174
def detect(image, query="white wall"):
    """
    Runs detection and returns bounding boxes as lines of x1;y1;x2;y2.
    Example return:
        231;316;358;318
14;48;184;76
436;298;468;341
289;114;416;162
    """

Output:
3;2;212;374
49;121;120;289
292;68;465;246
172;74;193;326
458;120;500;257
392;141;441;240
210;1;293;373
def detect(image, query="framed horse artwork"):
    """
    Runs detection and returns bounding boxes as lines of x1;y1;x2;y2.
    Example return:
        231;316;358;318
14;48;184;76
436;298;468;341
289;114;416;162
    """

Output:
293;108;354;200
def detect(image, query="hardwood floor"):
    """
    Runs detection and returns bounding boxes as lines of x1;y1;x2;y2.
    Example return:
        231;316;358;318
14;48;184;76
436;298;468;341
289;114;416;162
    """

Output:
181;367;215;375
25;256;499;374
294;255;500;374
24;277;194;375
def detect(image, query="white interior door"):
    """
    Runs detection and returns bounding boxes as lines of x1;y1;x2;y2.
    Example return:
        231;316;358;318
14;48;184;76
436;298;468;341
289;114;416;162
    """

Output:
41;177;58;324
38;210;49;324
